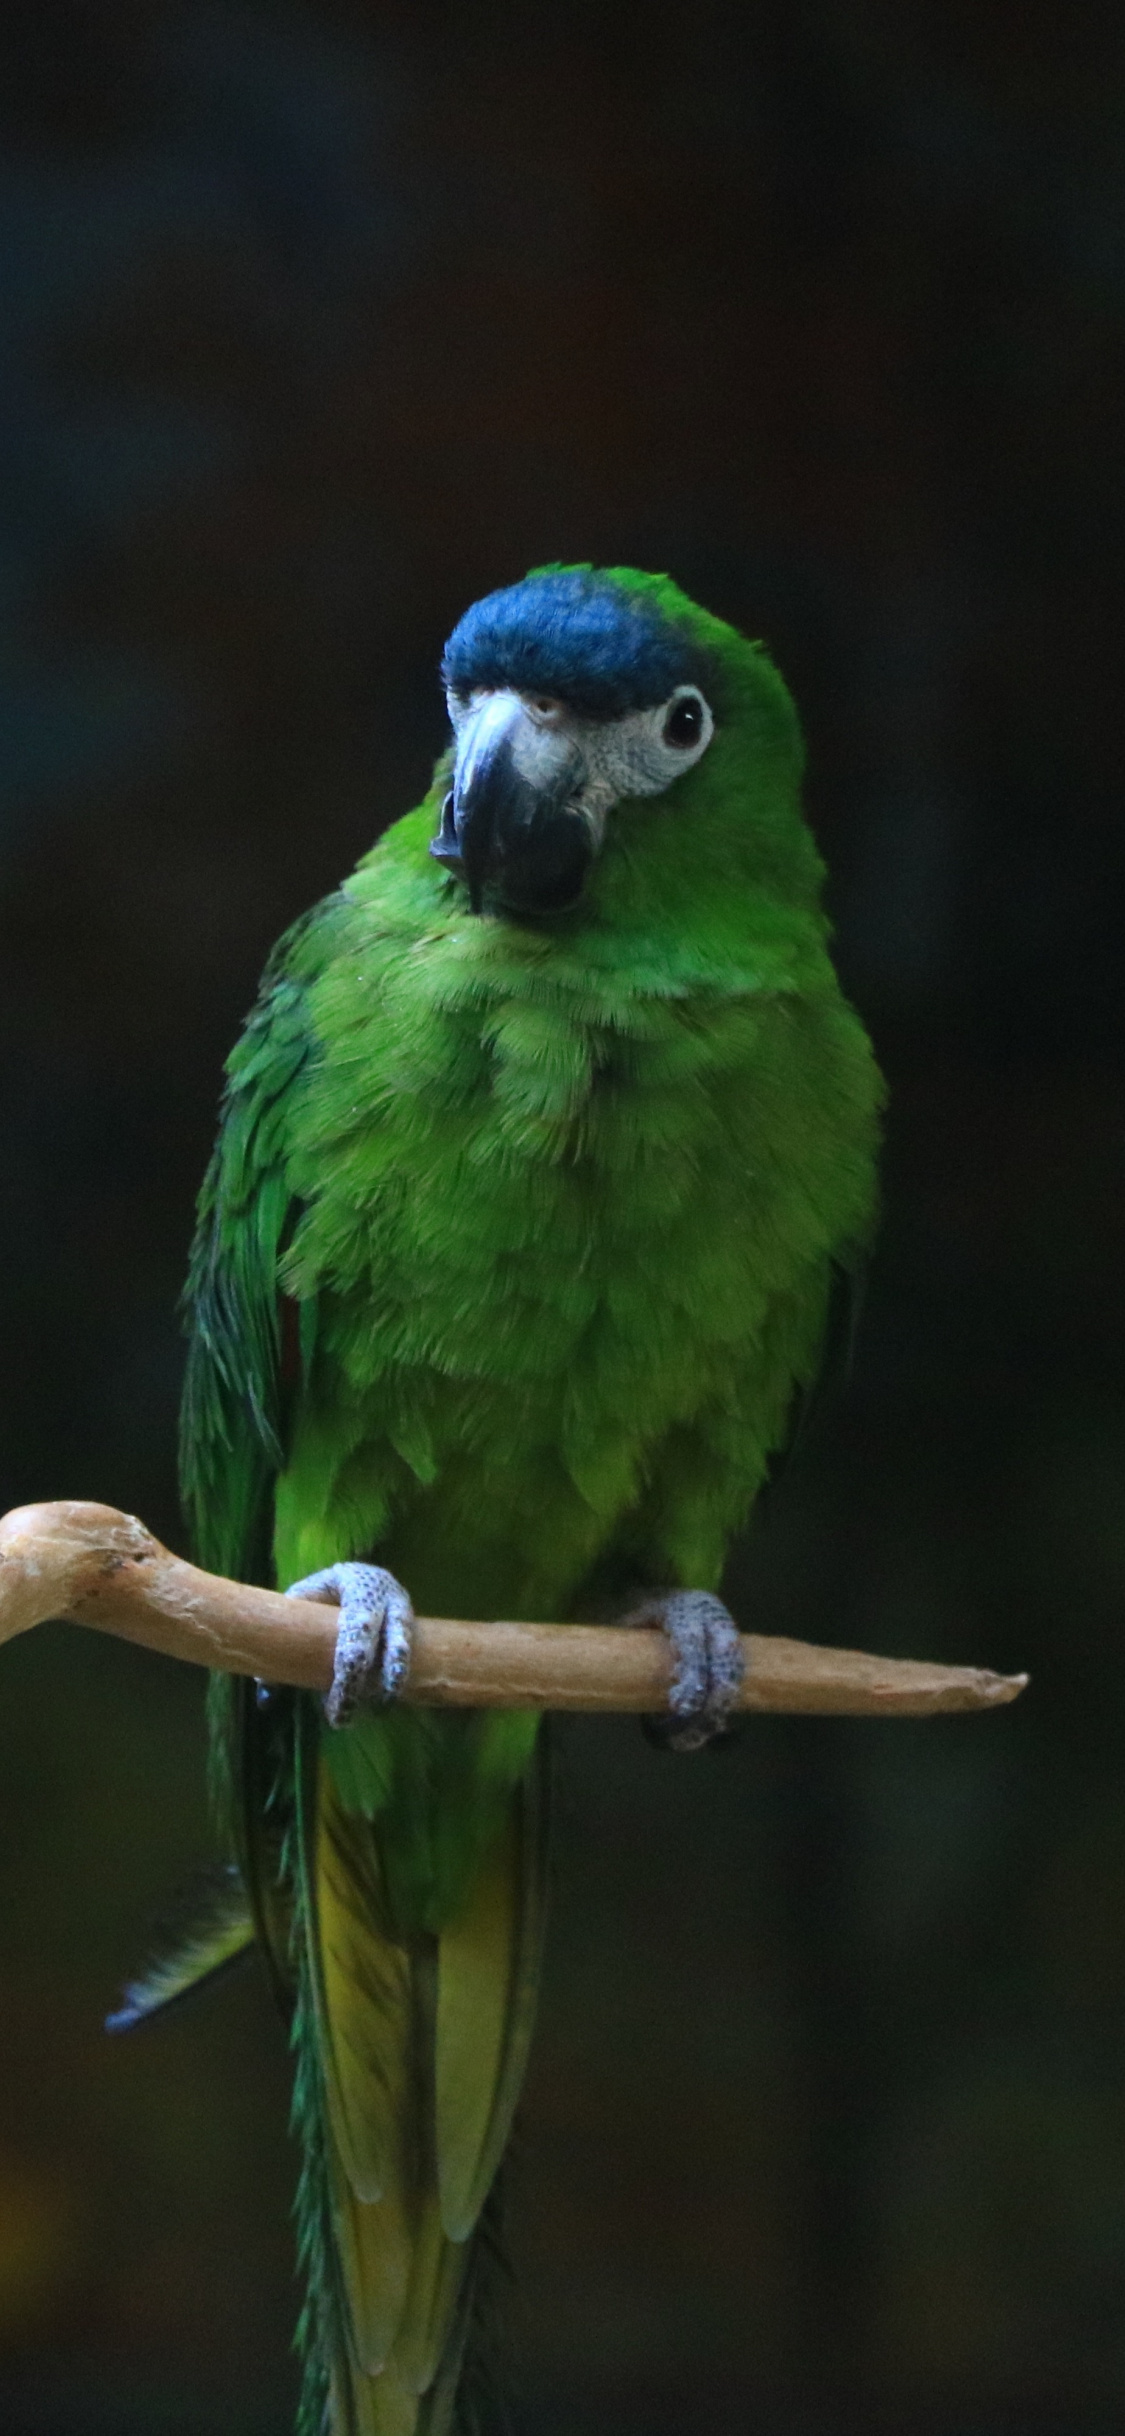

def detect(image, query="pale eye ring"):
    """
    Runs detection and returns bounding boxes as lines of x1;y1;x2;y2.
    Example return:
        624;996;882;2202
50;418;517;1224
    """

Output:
662;688;708;750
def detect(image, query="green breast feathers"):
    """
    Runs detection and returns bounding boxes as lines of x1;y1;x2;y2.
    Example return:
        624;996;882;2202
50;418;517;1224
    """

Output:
271;789;878;1621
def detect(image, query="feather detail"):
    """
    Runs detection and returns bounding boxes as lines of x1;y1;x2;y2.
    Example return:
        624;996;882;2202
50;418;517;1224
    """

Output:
436;1736;550;2242
106;1863;255;2033
315;1782;413;2209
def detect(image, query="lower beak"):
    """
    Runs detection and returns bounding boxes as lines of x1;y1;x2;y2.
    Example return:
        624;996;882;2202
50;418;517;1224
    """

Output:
430;692;595;915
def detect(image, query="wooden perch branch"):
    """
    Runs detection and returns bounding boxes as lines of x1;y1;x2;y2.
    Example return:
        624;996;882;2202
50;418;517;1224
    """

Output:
0;1502;1027;1719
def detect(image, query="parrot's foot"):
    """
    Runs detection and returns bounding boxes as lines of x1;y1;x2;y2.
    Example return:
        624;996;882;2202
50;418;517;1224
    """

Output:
641;1590;745;1753
285;1562;415;1727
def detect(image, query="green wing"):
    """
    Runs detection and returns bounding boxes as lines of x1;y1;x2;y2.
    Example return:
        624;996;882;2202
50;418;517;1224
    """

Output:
112;928;319;2034
180;918;320;1587
179;912;328;1998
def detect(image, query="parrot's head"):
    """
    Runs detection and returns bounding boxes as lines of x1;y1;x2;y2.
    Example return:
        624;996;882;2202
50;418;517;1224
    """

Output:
430;564;811;922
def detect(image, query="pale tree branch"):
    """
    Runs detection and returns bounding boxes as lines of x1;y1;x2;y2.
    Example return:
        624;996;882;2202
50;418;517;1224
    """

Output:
0;1501;1027;1719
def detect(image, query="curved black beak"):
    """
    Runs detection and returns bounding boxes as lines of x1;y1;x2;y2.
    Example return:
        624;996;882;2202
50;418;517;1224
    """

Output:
430;691;595;915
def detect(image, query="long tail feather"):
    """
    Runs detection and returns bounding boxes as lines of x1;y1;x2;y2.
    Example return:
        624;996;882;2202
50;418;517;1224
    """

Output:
290;1706;549;2436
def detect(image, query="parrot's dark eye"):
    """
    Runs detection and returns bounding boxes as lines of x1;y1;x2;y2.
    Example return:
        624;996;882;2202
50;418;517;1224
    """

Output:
663;693;705;749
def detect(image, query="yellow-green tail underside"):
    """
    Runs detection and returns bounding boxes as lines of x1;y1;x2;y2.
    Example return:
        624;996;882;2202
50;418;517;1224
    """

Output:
292;1713;550;2436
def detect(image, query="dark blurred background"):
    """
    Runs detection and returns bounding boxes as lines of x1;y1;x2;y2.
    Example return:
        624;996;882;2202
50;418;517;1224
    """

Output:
0;2;1123;2430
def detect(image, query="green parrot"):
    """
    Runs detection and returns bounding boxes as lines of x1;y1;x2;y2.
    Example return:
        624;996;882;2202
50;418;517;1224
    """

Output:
146;566;881;2433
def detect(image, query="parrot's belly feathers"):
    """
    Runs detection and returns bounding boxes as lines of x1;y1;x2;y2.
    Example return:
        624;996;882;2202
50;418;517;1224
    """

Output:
273;797;877;1630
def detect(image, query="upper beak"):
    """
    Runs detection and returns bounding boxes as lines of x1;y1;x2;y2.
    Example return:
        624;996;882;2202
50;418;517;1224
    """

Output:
429;691;595;915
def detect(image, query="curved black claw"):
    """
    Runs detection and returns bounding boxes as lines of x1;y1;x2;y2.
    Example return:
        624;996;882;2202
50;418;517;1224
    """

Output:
286;1561;415;1728
645;1590;745;1754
